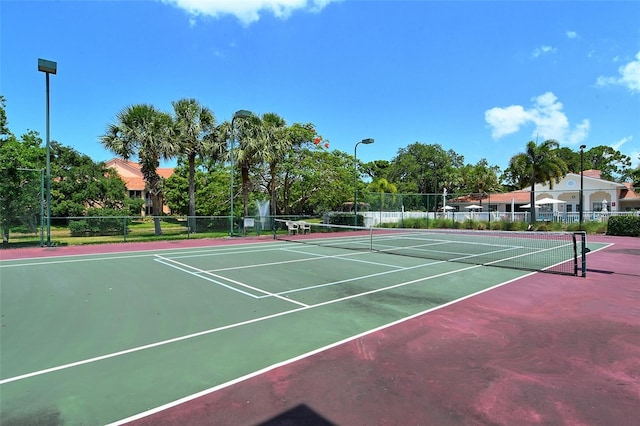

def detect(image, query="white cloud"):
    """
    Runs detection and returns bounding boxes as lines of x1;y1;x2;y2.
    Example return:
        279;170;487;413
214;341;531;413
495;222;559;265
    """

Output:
532;45;557;58
566;30;578;39
611;136;639;169
484;105;531;139
160;0;337;25
611;135;632;152
567;119;591;145
630;151;640;168
485;92;590;145
596;51;640;94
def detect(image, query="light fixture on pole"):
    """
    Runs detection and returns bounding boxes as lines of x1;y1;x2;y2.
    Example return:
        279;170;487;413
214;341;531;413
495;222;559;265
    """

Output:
354;138;374;226
579;144;586;230
38;58;57;246
229;109;252;237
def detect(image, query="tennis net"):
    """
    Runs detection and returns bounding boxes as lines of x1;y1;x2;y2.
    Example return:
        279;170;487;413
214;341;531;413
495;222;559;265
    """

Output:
274;220;586;276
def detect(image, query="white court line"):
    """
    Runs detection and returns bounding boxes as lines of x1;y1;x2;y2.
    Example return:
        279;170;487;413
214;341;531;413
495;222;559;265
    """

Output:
0;252;164;268
154;255;309;308
203;248;408;274
0;261;484;386
196;250;380;273
153;258;263;299
271;259;447;297
279;247;408;269
0;241;291;269
106;269;536;426
161;245;294;260
375;233;524;248
158;244;449;299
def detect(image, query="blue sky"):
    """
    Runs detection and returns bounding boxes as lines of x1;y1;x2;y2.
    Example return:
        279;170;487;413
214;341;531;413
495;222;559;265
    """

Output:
2;0;639;173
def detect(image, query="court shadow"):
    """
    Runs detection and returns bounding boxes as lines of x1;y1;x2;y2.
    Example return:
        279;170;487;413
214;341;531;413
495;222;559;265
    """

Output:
2;407;62;426
257;404;336;426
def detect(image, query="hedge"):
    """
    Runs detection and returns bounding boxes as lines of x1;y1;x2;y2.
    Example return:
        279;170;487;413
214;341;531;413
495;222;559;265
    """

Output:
606;215;640;237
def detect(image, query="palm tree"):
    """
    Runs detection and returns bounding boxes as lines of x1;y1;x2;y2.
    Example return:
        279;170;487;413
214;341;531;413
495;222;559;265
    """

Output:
464;159;502;205
171;99;216;232
233;114;262;218
257;113;289;216
509;139;568;224
100;104;177;235
367;178;397;211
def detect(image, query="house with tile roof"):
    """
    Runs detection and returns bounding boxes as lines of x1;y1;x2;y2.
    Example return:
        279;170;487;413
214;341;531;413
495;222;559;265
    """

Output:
105;158;174;215
449;170;640;221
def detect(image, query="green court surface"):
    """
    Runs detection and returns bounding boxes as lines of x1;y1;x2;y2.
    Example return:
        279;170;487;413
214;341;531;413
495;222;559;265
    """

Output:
0;239;595;425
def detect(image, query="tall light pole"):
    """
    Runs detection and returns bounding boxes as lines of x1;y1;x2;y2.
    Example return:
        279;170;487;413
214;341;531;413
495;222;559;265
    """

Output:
229;109;252;237
38;58;57;246
579;144;586;229
354;138;374;226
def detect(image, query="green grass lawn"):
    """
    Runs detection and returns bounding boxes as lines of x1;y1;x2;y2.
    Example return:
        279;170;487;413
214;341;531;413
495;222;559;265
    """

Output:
4;218;228;248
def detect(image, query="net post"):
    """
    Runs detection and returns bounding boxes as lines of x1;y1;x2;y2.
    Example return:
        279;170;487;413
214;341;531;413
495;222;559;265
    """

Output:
572;232;578;276
580;232;587;277
572;231;587;277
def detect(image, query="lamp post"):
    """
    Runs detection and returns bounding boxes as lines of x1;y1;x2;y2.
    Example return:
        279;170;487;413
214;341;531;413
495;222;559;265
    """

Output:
579;144;586;230
354;138;374;226
38;58;56;246
229;109;252;237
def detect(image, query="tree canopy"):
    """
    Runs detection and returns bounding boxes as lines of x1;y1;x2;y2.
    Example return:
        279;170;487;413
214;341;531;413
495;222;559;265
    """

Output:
0;131;45;244
4;91;637;242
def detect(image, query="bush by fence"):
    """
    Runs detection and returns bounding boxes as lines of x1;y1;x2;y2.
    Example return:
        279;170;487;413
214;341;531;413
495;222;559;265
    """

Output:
606;215;640;237
326;213;363;226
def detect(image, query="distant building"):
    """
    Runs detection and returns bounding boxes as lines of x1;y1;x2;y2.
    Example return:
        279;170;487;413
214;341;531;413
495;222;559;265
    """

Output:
105;158;174;215
449;170;640;218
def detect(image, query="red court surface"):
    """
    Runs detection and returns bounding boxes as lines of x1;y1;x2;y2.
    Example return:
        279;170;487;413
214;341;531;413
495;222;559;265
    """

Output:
2;235;639;425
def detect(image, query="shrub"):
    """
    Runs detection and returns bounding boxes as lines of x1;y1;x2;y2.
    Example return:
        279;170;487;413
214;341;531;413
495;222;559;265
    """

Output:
194;216;227;233
69;220;90;236
326;213;360;226
69;208;128;236
606;215;640;237
475;221;488;230
463;219;475;229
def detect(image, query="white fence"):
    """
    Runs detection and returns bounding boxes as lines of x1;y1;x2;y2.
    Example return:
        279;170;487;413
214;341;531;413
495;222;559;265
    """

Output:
361;210;635;227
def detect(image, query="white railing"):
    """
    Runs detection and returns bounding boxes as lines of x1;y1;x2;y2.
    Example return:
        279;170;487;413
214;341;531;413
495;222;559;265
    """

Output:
361;210;636;227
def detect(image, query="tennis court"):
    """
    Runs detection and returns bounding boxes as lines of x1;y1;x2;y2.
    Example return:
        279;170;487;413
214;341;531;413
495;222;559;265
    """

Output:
0;230;618;425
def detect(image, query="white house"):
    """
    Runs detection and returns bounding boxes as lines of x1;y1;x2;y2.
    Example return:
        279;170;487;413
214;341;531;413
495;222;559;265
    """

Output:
348;170;639;226
449;170;639;221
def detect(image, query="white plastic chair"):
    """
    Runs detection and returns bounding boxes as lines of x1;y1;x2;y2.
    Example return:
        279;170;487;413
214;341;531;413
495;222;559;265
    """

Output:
298;221;311;234
285;221;298;235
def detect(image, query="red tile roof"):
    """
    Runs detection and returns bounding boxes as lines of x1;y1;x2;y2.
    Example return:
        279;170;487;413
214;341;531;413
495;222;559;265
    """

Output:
620;183;640;201
105;158;174;191
583;169;602;179
449;190;531;204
